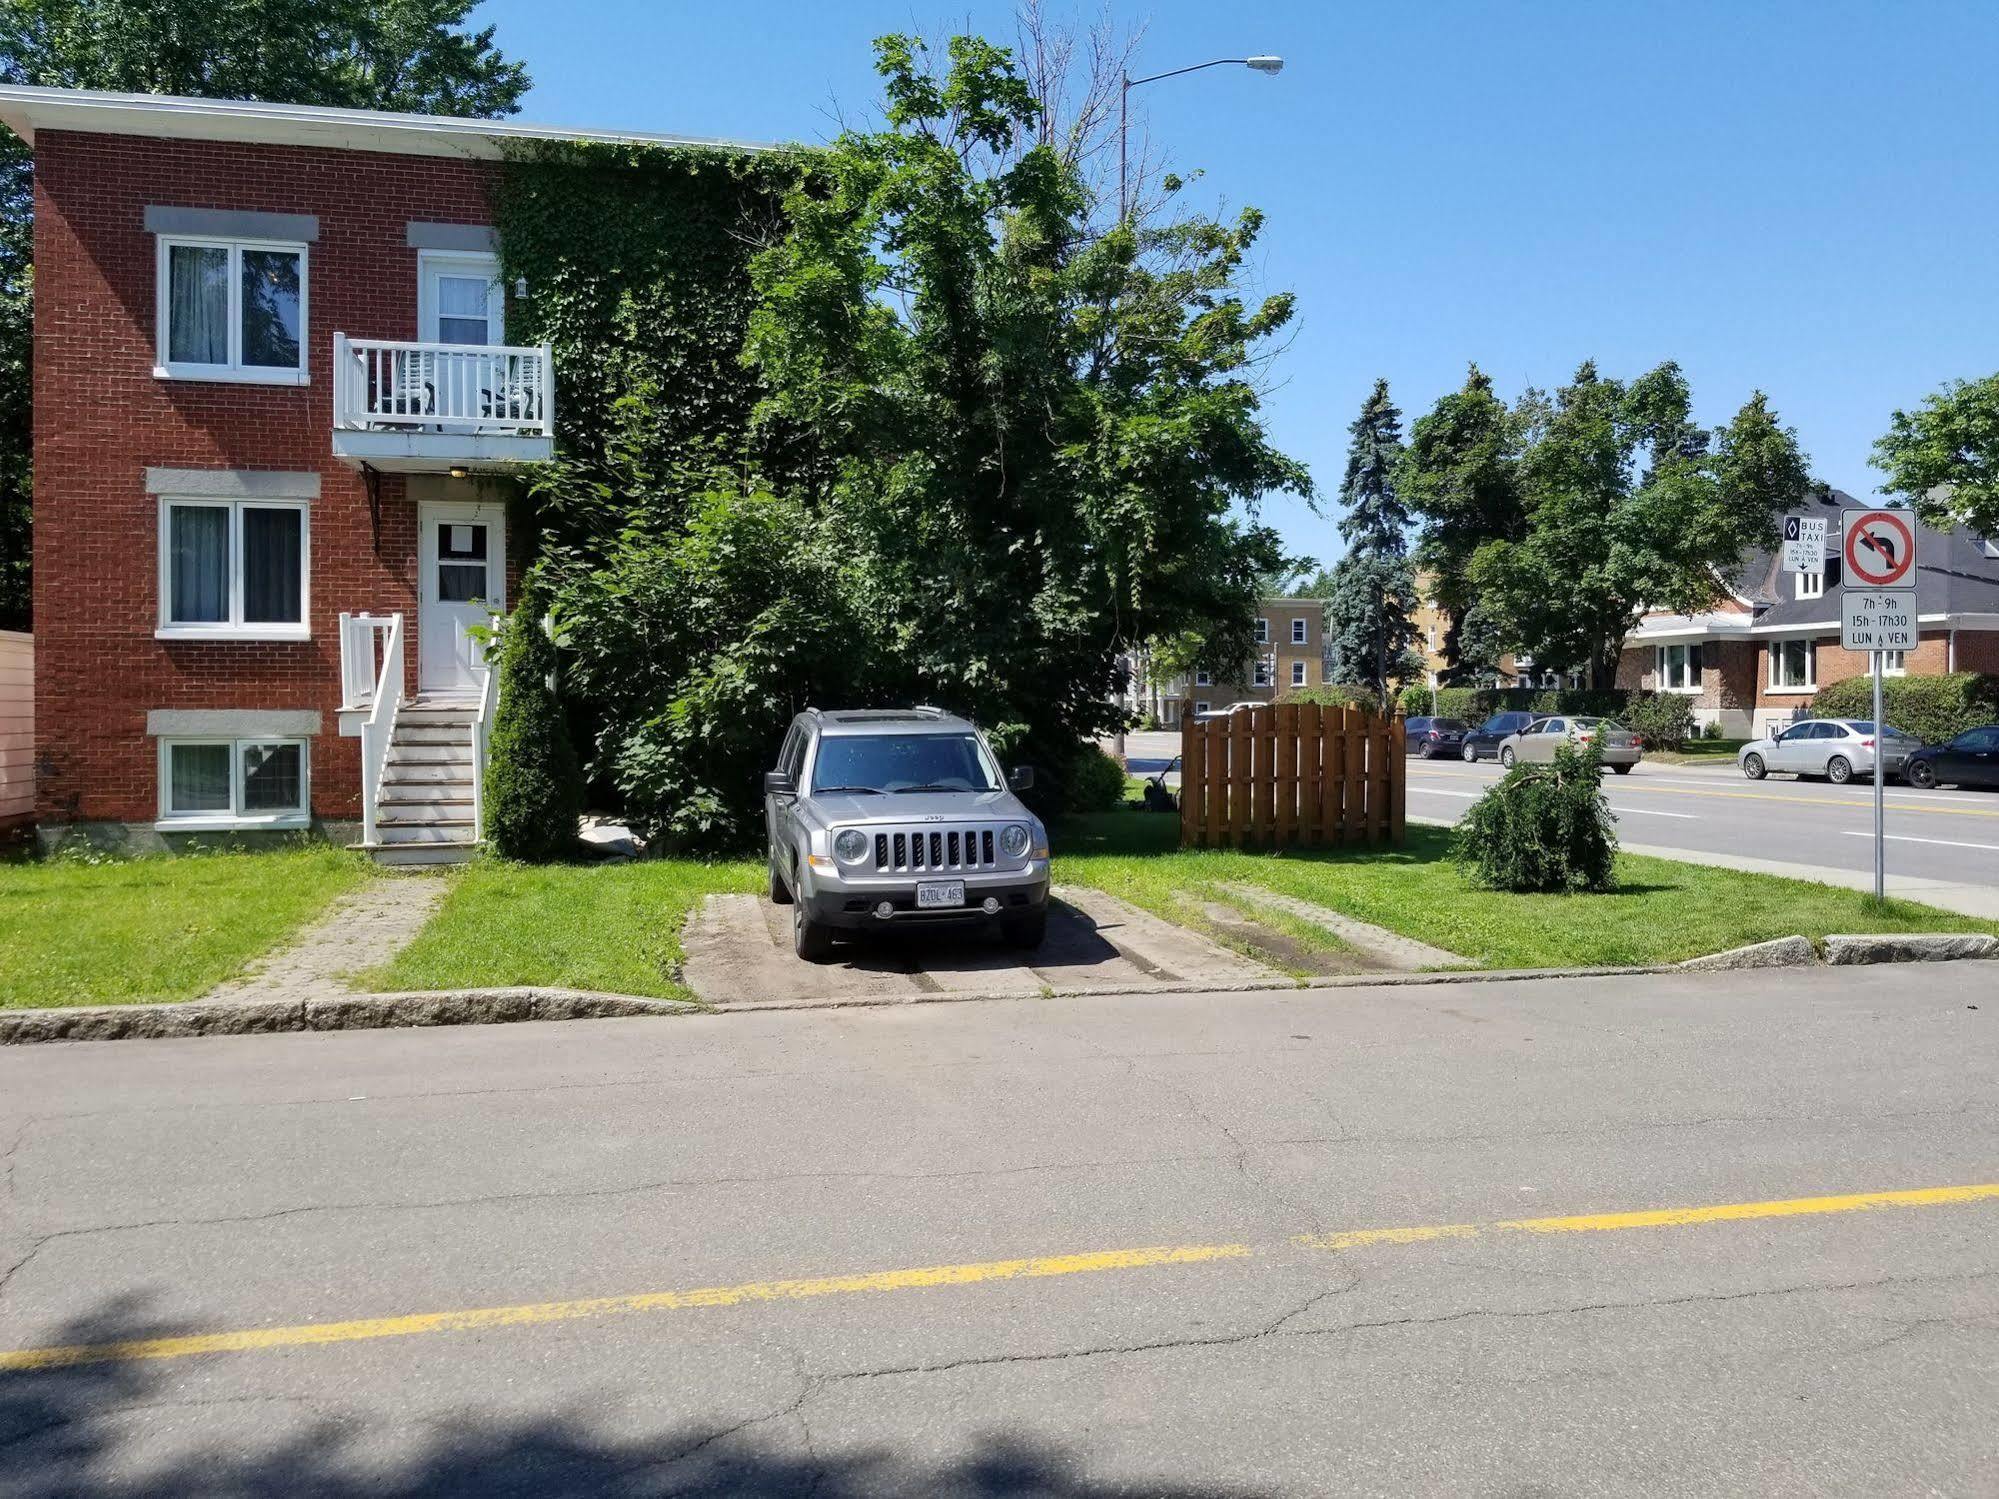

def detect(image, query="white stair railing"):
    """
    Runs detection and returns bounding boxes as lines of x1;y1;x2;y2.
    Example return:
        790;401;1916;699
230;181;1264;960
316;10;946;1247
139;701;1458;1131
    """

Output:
357;613;405;847
338;612;398;711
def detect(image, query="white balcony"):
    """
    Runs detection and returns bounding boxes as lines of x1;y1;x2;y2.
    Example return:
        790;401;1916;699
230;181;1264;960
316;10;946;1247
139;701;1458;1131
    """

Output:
331;334;555;472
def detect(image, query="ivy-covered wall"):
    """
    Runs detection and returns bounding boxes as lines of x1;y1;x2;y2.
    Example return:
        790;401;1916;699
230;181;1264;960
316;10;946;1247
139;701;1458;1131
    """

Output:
490;140;811;550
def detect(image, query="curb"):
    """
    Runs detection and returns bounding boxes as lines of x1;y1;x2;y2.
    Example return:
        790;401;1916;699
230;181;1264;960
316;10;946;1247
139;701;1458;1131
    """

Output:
0;988;696;1046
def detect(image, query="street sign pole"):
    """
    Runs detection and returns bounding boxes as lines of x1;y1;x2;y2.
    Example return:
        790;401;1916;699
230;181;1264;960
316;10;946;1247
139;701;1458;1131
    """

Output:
1837;506;1917;907
1873;651;1884;903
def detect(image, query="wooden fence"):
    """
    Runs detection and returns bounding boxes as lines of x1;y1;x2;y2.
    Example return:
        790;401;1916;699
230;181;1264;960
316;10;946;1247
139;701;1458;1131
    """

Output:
0;631;28;831
1177;701;1405;849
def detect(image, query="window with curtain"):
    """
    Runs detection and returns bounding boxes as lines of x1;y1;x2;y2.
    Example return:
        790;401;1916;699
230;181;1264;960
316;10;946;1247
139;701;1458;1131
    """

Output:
162;499;307;634
1770;638;1816;688
157;236;306;379
1656;643;1703;692
162;739;309;823
436;274;494;345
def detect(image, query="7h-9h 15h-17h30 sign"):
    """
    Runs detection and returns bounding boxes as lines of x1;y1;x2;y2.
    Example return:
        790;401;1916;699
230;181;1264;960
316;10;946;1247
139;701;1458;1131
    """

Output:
1840;507;1917;653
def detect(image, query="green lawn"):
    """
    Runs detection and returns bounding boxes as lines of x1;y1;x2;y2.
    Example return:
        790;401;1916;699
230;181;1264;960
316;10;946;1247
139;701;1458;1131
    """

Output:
1053;813;1991;970
0;844;370;1008
1646;739;1747;765
360;856;762;999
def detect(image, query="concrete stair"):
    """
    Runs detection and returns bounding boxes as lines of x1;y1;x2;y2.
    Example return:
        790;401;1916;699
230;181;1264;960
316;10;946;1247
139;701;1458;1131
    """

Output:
368;699;482;866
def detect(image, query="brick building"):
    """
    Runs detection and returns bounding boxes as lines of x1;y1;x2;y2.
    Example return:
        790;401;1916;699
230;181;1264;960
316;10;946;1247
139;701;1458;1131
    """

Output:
0;85;761;859
1188;598;1328;713
1618;490;1999;738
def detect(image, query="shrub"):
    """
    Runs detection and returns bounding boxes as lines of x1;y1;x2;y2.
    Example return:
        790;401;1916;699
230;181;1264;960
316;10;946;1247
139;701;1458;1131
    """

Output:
483;577;585;861
1622;692;1697;751
1701;719;1724;741
1062;744;1131;813
1809;672;1999;746
1453;742;1619;893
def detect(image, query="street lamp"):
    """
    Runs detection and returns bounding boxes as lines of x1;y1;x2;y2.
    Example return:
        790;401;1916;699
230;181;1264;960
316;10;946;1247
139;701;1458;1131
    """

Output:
1119;54;1284;219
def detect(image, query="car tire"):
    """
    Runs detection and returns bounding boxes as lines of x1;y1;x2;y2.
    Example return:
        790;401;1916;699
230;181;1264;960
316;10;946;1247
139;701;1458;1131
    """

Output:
768;853;792;905
1418;742;1434;759
1742;753;1766;781
1461;743;1478;763
792;898;836;963
1610;762;1633;774
1499;746;1516;769
1002;908;1048;950
1906;760;1937;790
1826;755;1853;785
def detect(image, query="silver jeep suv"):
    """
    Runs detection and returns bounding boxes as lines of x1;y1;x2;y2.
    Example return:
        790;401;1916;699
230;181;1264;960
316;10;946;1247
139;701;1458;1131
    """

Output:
764;708;1051;962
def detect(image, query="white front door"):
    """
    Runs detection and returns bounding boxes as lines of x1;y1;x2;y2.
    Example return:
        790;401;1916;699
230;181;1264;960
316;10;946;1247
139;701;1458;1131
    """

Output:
418;500;506;694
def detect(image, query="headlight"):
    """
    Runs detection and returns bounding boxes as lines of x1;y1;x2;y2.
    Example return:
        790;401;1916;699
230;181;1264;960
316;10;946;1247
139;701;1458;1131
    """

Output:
834;829;870;864
1000;824;1031;859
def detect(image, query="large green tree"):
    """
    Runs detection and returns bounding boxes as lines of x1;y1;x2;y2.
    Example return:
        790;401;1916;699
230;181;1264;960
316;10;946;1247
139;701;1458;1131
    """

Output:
1321;380;1420;701
548;33;1305;846
1470;361;1811;683
1871;371;1999;535
1398;364;1528;680
0;0;530;628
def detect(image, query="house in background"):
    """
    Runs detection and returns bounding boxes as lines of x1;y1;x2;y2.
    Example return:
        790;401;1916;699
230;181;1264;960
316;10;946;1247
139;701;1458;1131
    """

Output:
1188;597;1327;715
1617;489;1999;738
0;84;762;860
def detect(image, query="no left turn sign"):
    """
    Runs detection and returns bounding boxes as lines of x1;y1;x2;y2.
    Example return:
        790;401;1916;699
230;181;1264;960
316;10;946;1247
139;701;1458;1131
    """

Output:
1843;508;1915;588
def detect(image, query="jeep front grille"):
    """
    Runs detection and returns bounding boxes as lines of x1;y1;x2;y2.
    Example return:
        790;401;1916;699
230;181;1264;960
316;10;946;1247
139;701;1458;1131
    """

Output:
871;826;999;873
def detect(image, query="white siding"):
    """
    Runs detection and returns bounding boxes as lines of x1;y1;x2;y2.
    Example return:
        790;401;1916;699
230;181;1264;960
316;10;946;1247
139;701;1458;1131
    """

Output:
0;631;29;824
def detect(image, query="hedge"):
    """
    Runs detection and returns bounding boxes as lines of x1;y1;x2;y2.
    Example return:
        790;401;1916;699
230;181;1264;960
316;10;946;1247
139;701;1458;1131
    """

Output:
483;578;585;861
1290;684;1384;715
1622;692;1697;751
1396;684;1634;722
1809;672;1999;746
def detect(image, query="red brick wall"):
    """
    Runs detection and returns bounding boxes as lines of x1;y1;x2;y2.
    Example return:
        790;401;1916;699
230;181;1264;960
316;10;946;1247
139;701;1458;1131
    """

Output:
1752;631;1954;709
32;130;500;825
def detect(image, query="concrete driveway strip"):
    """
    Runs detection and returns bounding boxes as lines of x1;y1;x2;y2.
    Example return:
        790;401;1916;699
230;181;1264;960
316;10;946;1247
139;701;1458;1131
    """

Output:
1;963;1995;1495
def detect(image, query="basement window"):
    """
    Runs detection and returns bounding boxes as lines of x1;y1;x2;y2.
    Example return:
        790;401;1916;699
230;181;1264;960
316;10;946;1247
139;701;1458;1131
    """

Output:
157;738;309;829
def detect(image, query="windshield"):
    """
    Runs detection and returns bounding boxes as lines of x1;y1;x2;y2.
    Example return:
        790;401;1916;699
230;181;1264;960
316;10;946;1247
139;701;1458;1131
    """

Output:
811;733;1001;794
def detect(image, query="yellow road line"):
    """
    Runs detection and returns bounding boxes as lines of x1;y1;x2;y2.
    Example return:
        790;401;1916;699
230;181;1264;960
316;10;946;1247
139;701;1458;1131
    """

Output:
6;1184;1996;1373
1404;772;1999;820
1298;1182;1999;1251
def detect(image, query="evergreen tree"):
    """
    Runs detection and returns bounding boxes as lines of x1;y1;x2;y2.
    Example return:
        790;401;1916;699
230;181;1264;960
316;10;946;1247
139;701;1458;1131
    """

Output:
483;575;583;861
1320;380;1419;702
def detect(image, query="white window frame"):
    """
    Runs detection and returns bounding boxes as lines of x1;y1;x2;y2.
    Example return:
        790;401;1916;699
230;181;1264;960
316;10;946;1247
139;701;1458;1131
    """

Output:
1796;571;1824;600
1252;659;1273;687
1656;642;1704;694
156;736;311;831
417;249;505;345
154;234;310;385
1194;701;1211;715
157;495;311;641
1877;649;1907;677
1194;669;1212;687
1290;617;1308;645
1254;619;1270;645
1768;637;1817;692
1290;659;1307;687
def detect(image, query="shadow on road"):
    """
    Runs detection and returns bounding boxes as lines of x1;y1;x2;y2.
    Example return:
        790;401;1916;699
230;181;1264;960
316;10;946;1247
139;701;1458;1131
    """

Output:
0;1296;1273;1498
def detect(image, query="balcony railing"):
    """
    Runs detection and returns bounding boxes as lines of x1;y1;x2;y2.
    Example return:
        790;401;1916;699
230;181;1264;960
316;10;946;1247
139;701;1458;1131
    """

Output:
333;334;554;438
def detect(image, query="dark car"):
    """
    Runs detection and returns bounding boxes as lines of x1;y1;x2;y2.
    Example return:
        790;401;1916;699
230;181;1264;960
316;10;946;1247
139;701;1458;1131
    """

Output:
1404;716;1470;758
1459;711;1538;763
1902;725;1999;790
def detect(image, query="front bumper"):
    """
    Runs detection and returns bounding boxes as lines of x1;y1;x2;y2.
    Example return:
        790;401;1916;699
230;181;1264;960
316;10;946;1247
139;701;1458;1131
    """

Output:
802;865;1051;929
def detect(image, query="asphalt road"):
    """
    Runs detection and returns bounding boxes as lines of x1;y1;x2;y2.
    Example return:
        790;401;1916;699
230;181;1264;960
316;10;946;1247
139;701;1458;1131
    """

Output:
4;967;1997;1496
1121;731;1999;893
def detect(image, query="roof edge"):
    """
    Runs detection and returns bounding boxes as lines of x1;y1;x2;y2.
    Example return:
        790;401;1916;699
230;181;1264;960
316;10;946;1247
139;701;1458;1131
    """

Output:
0;83;783;161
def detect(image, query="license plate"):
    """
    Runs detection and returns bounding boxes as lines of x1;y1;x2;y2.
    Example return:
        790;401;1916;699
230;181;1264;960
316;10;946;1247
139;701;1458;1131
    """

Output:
916;880;965;909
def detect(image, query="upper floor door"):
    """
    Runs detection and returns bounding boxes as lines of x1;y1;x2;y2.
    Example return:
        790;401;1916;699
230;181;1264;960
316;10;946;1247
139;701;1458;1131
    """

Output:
418;252;503;347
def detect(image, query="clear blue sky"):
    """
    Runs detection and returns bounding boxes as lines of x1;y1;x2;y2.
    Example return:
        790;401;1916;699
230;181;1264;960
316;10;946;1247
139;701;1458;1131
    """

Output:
473;0;1999;569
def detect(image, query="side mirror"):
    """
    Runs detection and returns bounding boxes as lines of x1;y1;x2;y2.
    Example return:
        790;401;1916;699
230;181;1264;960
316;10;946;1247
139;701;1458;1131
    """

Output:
763;770;795;796
1008;765;1035;792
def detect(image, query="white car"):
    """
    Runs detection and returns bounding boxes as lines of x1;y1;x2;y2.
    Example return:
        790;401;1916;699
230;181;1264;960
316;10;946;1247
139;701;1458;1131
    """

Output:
1496;716;1644;772
1738;720;1920;784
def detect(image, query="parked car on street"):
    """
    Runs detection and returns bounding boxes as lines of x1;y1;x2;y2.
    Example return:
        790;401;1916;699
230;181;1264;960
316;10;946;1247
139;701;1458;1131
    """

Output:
764;708;1050;962
1496;716;1644;772
1900;725;1999;789
1738;720;1921;784
1404;716;1470;758
1460;711;1538;762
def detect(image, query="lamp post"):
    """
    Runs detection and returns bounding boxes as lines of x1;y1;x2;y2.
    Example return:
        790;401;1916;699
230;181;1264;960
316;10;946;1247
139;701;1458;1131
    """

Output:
1118;54;1283;220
